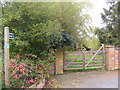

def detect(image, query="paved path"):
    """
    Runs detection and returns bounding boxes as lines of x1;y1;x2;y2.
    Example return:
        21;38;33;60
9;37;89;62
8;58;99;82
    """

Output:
46;70;118;88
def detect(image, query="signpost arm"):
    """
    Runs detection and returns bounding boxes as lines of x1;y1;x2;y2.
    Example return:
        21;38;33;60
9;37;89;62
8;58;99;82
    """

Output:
4;27;9;86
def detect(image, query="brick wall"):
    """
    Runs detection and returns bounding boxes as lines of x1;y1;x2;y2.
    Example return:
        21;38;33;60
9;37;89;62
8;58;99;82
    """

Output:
105;45;120;70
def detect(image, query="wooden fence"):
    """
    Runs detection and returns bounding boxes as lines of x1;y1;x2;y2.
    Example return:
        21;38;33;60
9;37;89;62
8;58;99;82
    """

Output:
63;51;105;70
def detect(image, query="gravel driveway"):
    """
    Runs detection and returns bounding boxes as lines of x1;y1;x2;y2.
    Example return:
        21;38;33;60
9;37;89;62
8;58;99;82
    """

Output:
45;70;118;88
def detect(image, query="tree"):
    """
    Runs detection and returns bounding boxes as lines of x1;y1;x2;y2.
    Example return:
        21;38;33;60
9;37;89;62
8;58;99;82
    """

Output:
97;1;120;46
2;2;95;57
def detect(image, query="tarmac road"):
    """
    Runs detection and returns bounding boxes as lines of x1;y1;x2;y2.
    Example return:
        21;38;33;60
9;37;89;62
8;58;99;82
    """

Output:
47;70;118;88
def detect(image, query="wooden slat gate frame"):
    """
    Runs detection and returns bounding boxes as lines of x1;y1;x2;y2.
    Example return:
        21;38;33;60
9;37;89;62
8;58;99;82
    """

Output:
63;51;83;70
63;44;106;70
85;44;105;68
64;51;81;68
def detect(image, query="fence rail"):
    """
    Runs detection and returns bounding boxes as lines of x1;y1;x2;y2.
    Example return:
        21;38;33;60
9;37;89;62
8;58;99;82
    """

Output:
64;50;105;70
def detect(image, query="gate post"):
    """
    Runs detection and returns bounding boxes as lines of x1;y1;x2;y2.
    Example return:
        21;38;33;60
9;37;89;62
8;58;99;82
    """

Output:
55;48;63;74
105;45;119;70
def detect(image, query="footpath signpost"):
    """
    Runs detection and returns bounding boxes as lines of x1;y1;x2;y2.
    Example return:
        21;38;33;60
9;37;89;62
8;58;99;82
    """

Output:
4;27;14;86
9;33;14;39
4;27;9;86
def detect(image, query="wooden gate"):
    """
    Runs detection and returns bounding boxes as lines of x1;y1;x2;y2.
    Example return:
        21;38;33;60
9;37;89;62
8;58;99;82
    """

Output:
63;45;106;70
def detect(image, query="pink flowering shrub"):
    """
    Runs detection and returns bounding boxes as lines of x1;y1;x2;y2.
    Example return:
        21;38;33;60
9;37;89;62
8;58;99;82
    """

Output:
8;56;50;88
48;50;55;53
2;47;56;88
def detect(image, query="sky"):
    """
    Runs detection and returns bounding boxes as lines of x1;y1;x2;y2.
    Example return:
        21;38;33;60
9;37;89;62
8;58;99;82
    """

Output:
86;0;108;28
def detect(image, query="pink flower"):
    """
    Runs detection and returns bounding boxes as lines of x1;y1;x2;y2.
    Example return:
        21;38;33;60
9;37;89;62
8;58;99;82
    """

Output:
26;81;30;84
11;73;14;75
45;71;49;73
2;77;4;79
29;70;32;72
48;50;55;53
19;64;26;68
22;71;25;75
19;75;22;77
9;63;16;68
51;51;55;53
20;68;26;74
11;71;16;75
38;74;43;77
19;65;24;68
20;69;25;72
23;65;26;67
34;79;36;82
42;65;45;68
30;79;34;83
10;59;16;63
35;77;38;80
13;75;18;79
15;67;19;71
34;55;37;58
40;64;43;66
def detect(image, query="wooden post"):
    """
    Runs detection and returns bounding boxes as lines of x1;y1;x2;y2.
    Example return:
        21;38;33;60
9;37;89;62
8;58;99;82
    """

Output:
102;45;106;68
55;48;63;74
63;51;66;71
4;27;9;86
82;52;85;69
92;52;95;66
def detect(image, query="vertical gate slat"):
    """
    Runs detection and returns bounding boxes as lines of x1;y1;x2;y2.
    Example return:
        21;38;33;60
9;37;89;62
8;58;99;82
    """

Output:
102;46;106;68
63;51;66;70
93;52;95;66
82;52;85;69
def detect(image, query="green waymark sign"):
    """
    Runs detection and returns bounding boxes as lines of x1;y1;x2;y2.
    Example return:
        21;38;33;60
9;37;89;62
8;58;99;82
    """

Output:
9;33;14;39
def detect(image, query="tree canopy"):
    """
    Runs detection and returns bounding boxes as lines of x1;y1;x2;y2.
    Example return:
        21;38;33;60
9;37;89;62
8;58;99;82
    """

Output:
1;2;95;56
0;1;101;58
96;1;120;47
